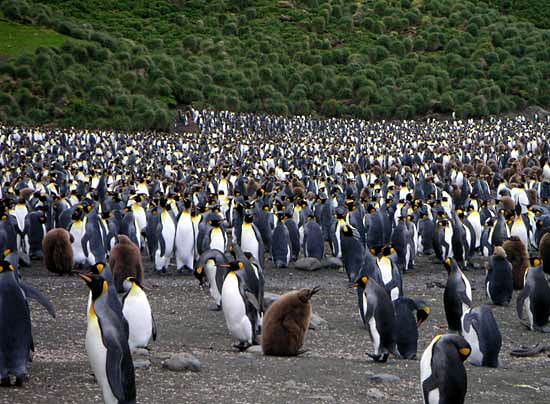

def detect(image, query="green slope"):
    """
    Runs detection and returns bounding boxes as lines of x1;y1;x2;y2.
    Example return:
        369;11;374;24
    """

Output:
0;19;72;57
0;0;549;129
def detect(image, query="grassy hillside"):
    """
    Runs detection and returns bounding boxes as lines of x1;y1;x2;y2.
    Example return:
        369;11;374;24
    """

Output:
486;0;550;29
0;0;549;130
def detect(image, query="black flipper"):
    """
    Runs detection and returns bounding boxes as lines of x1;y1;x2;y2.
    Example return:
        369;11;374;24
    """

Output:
516;285;530;320
20;282;56;318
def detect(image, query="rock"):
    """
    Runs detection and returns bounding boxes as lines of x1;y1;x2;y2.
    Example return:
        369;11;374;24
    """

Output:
322;257;343;269
162;353;201;372
247;345;263;354
132;348;150;357
133;359;151;369
369;373;401;383
309;313;328;330
366;388;385;400
294;257;322;271
155;352;174;360
264;292;281;309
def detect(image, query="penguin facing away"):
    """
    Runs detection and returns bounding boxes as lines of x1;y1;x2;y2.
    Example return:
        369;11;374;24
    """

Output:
461;305;501;367
420;334;471;404
80;273;136;404
262;286;320;356
42;228;74;275
484;246;513;306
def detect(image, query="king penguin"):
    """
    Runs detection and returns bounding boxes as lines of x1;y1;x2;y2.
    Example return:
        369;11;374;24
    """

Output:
221;261;261;351
443;258;472;333
461;305;501;367
516;257;550;332
174;198;195;274
80;273;136;404
420;334;471;404
353;275;396;362
121;277;157;352
393;297;429;359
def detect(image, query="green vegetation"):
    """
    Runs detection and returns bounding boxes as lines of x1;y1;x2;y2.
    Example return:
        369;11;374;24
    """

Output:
0;19;74;57
486;0;550;29
0;0;549;130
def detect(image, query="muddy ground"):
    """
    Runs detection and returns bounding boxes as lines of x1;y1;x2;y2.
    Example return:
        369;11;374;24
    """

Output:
1;252;549;404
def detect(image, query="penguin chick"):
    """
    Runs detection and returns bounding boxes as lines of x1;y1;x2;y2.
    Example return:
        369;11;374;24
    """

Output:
42;228;74;275
420;334;471;404
109;235;144;293
261;286;320;356
516;257;550;332
539;233;550;275
502;236;529;290
485;246;513;306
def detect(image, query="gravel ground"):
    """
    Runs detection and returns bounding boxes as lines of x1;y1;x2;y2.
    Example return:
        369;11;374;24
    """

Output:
1;252;549;404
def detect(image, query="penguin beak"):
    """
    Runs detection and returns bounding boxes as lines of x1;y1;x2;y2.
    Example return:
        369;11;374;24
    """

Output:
79;273;92;283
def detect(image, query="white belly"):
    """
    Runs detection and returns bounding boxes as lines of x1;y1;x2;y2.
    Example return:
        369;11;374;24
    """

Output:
205;260;221;305
86;316;118;404
241;226;259;262
210;228;225;252
175;214;194;269
123;292;153;351
221;274;251;343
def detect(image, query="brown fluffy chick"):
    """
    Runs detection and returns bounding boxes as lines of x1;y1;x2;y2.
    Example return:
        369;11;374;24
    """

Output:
262;286;320;356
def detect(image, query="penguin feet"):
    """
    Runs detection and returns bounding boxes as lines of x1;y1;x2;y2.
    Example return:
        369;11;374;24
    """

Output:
233;342;252;352
367;352;389;363
207;303;222;311
0;377;10;387
14;375;28;387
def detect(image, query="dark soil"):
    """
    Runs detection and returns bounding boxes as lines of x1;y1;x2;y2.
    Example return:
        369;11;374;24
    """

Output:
1;253;549;403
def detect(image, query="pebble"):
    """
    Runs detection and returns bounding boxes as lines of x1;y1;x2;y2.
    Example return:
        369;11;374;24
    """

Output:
369;373;401;383
162;353;202;372
322;257;343;269
309;313;328;330
133;348;150;357
133;359;151;369
247;345;263;354
366;388;385;400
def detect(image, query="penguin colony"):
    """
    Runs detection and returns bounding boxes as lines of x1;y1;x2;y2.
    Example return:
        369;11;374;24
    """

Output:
0;111;549;403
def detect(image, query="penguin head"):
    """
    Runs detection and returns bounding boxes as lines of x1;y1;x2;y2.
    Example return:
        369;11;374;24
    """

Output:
529;257;542;268
443;257;456;272
228;261;245;272
122;276;140;292
382;246;395;257
351;276;369;289
244;210;254;223
297;286;321;303
89;262;107;276
0;260;15;273
415;301;430;326
79;273;108;300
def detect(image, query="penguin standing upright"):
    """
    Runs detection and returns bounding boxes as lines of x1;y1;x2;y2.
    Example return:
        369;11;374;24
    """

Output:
353;275;396;362
443;258;472;333
68;206;88;267
201;213;227;254
485;246;513;306
461;305;501;367
420;334;471;404
0;261;33;386
516;257;550;332
80;273;136;404
24;210;47;260
303;214;324;260
121;277;157;352
373;246;403;301
154;199;176;273
221;261;261;351
174;198;195;274
271;212;291;268
340;225;364;283
393;297;429;359
240;209;264;269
